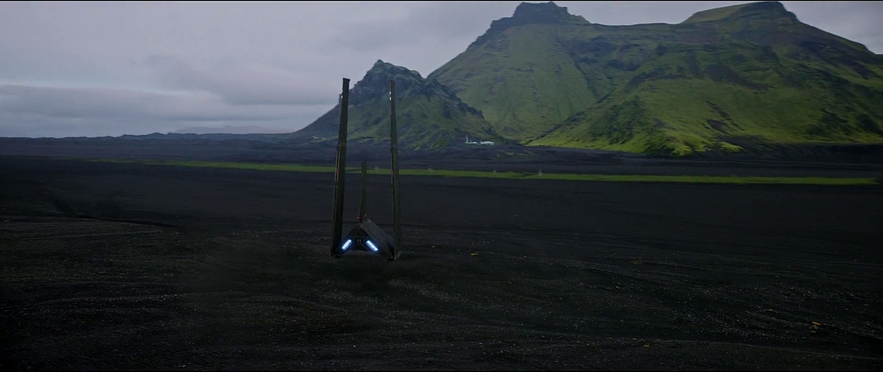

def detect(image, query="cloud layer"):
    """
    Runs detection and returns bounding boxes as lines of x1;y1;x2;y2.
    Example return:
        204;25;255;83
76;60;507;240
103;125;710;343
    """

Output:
1;1;881;137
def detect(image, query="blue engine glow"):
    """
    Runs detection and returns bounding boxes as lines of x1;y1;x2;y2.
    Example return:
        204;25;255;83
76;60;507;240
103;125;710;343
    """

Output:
341;239;353;251
365;240;379;253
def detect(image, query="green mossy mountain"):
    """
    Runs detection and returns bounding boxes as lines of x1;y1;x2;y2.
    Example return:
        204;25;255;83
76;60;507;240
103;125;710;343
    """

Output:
299;2;883;156
428;1;883;155
298;60;500;150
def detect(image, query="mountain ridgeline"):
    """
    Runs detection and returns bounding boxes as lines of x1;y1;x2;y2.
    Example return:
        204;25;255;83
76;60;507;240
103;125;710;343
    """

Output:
302;1;883;156
297;60;500;150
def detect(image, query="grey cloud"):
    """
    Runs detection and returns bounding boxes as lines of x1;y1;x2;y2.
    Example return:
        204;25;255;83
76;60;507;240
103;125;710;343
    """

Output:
333;2;517;51
331;2;516;58
1;1;881;138
2;84;276;121
143;56;339;106
329;2;521;75
0;84;328;137
782;1;883;53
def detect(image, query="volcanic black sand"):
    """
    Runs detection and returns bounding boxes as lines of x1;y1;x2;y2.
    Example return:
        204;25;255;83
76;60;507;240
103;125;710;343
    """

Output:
2;156;882;370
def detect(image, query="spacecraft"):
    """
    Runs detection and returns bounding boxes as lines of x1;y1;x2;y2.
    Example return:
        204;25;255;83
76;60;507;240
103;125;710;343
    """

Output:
329;78;401;261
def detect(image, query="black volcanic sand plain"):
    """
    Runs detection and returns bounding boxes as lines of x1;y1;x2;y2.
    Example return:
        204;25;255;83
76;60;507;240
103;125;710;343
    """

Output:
2;156;882;370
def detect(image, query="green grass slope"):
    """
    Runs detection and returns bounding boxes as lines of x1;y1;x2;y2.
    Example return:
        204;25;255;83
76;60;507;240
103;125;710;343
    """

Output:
430;1;883;155
428;3;595;140
86;158;878;186
297;60;499;150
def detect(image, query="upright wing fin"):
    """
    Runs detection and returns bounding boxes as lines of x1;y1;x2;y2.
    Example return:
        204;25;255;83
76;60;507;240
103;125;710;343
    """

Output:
389;80;401;260
331;78;350;256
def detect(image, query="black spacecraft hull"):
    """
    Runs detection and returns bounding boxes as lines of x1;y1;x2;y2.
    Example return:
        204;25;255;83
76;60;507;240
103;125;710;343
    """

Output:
329;78;402;261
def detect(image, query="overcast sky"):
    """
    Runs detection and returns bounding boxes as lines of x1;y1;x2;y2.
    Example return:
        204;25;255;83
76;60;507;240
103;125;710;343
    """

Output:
1;1;881;138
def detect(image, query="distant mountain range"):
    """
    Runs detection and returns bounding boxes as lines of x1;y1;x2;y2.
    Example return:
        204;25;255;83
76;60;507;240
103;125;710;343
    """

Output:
297;1;883;156
175;125;291;135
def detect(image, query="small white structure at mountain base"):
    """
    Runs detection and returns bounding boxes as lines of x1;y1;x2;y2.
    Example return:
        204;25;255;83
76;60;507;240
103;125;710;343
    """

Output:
466;135;494;145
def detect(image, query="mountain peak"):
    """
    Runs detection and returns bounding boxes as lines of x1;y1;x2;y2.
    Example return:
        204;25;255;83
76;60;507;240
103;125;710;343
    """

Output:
297;60;492;150
366;59;421;78
469;1;587;48
350;60;424;104
367;59;393;73
683;1;796;24
511;2;572;22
